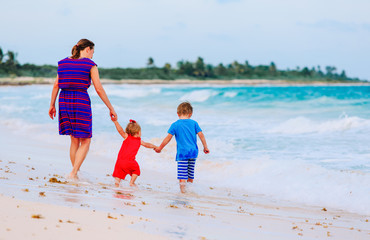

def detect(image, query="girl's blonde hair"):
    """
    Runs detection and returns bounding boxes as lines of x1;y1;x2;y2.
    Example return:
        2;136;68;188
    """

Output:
71;39;95;59
177;102;193;116
126;119;141;136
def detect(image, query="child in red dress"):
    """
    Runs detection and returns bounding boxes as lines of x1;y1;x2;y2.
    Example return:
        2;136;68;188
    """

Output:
112;118;157;187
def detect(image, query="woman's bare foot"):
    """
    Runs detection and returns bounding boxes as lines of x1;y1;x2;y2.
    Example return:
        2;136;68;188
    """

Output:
68;172;78;180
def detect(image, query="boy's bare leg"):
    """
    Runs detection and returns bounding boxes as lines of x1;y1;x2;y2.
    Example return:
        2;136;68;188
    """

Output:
179;180;186;193
129;174;138;187
114;177;121;187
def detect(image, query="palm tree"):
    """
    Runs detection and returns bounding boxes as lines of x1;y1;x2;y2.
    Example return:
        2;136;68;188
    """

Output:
163;63;171;74
147;57;154;68
0;47;3;63
6;51;17;65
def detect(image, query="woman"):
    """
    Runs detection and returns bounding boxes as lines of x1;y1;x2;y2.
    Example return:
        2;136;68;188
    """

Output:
48;39;117;179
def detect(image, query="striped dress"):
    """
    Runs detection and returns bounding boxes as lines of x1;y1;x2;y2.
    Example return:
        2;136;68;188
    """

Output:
57;57;96;138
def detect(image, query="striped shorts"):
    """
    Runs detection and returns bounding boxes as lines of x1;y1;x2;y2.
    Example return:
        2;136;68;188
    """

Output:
177;159;196;180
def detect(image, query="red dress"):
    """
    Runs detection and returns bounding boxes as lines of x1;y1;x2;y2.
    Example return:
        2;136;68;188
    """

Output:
113;135;141;180
57;58;96;138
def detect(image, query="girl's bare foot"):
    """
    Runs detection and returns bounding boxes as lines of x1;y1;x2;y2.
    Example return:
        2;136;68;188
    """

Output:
129;174;138;187
114;177;121;187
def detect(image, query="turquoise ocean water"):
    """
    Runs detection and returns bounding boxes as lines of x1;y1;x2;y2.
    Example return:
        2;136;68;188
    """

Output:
0;84;369;214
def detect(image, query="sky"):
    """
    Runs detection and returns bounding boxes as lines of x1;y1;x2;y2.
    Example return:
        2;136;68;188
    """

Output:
1;0;370;80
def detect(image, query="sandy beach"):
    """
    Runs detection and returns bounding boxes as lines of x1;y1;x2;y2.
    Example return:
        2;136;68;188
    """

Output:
0;194;167;240
1;192;369;240
1;120;369;239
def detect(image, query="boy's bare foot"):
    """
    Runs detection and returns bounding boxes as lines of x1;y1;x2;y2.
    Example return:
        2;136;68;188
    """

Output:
180;182;186;193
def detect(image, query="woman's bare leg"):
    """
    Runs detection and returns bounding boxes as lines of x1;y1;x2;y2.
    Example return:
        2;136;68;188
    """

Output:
129;174;138;186
70;136;80;167
69;138;91;179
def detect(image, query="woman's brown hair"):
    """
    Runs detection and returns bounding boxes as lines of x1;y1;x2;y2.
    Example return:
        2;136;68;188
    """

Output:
71;39;95;59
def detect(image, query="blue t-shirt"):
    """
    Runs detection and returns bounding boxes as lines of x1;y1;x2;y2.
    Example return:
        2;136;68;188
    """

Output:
168;119;202;161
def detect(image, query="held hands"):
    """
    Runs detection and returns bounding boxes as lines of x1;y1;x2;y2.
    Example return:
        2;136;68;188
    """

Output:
154;147;208;154
154;148;161;153
48;106;56;120
110;109;117;121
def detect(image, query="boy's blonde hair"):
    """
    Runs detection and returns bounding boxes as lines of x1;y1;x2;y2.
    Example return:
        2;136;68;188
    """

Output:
126;120;141;136
177;102;193;116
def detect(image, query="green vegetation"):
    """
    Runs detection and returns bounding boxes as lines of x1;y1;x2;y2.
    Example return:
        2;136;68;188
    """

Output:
0;47;363;82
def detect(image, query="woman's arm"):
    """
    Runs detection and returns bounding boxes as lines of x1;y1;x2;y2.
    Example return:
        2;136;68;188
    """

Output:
141;140;157;149
91;66;117;120
48;75;59;120
113;120;128;139
155;134;173;153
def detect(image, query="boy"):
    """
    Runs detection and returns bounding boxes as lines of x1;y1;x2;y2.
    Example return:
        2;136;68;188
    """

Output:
156;102;209;193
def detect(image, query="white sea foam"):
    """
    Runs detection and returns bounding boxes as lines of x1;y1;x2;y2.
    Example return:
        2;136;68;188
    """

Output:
101;87;161;99
223;91;238;98
180;90;218;102
0;96;21;100
0;105;31;113
196;156;370;215
144;118;172;126
30;93;50;99
266;115;369;134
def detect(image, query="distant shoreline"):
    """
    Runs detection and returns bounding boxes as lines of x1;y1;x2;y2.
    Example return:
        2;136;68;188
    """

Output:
1;77;369;86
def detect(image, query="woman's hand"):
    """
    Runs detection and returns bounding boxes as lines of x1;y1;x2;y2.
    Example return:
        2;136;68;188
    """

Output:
110;109;117;121
49;106;56;120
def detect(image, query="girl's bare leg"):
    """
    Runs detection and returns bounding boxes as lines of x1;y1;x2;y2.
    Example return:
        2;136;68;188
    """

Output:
114;177;121;187
69;138;91;179
70;136;80;167
129;174;138;186
179;180;186;193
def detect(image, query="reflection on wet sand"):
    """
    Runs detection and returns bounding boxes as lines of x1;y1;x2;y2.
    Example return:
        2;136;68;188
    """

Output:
113;189;134;200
